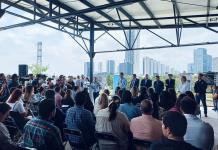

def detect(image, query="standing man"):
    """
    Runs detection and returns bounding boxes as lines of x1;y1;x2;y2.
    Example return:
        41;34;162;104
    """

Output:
91;77;101;102
118;72;127;89
153;75;164;96
130;74;140;89
165;74;175;91
140;74;152;89
194;73;208;117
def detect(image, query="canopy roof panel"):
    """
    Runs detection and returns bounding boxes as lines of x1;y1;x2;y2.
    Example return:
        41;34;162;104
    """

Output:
1;0;218;31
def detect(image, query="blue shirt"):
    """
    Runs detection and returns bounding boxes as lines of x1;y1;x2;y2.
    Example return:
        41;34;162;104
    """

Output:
184;114;214;150
119;103;141;121
65;106;96;145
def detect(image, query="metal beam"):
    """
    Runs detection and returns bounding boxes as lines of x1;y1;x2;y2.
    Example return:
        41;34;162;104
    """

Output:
89;23;95;83
5;10;89;40
206;0;211;27
2;0;80;32
93;13;218;24
20;0;88;30
1;0;143;31
183;17;218;34
95;41;218;54
138;1;161;28
80;0;124;29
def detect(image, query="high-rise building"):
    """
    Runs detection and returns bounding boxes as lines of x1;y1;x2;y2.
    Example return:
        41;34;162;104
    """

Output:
124;30;140;74
143;57;151;75
187;63;194;73
106;60;115;74
213;57;218;72
84;62;90;77
206;55;212;72
98;62;103;73
194;48;208;73
161;64;166;75
37;42;42;66
118;62;133;75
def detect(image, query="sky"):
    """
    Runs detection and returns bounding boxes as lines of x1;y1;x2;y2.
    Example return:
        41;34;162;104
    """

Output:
1;10;218;76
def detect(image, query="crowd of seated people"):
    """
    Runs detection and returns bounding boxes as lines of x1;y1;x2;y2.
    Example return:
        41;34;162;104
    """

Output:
0;72;215;150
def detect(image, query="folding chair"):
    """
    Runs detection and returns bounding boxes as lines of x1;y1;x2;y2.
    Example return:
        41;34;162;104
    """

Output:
63;128;89;150
132;138;152;150
95;132;120;150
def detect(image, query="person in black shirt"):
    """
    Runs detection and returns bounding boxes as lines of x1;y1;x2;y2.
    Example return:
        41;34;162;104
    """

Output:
151;111;202;150
153;75;164;96
194;73;208;117
140;74;152;89
7;74;19;91
130;74;140;89
165;74;175;91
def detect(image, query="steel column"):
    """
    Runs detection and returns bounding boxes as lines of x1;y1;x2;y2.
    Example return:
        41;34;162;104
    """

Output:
89;23;95;83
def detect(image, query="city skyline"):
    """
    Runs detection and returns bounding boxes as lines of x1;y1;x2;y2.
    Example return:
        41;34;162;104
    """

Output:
188;48;213;73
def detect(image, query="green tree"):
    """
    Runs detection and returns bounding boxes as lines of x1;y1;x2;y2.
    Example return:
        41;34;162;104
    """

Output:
29;64;48;75
106;74;113;90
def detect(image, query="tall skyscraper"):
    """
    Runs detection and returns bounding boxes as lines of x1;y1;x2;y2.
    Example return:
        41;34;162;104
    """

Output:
194;48;208;73
187;63;194;73
84;62;90;77
37;42;42;66
213;57;218;72
206;55;212;72
98;62;103;73
143;57;151;75
124;30;140;74
118;62;133;75
106;60;115;74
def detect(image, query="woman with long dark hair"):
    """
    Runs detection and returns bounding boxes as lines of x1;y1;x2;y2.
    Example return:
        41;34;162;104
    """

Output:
148;87;159;119
95;96;130;150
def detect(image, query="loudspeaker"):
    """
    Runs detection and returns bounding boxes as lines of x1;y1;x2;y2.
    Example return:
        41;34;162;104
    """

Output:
18;65;28;77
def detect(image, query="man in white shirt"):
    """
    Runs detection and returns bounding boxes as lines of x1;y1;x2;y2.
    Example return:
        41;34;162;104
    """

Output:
180;97;214;150
178;76;190;94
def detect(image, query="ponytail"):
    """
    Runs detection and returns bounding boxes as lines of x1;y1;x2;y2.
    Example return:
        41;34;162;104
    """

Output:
108;95;120;121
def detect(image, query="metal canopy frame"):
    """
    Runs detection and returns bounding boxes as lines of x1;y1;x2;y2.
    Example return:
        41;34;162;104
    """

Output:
1;0;218;82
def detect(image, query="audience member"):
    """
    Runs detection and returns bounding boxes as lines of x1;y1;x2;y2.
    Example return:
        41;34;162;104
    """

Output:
103;89;110;96
150;111;201;150
180;97;214;150
115;86;121;96
22;99;64;150
61;89;74;107
148;87;159;119
168;88;177;106
169;93;186;113
91;77;101;102
7;89;27;117
65;91;96;147
0;102;18;150
0;73;10;102
55;86;62;108
131;86;139;105
130;100;162;141
83;88;94;113
8;74;19;91
119;90;141;120
138;86;148;104
96;95;130;150
159;91;173;110
94;92;108;115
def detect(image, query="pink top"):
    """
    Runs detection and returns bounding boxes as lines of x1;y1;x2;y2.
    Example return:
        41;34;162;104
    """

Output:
130;114;163;141
55;93;62;108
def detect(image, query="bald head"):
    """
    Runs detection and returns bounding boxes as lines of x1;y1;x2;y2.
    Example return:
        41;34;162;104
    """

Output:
140;100;153;115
